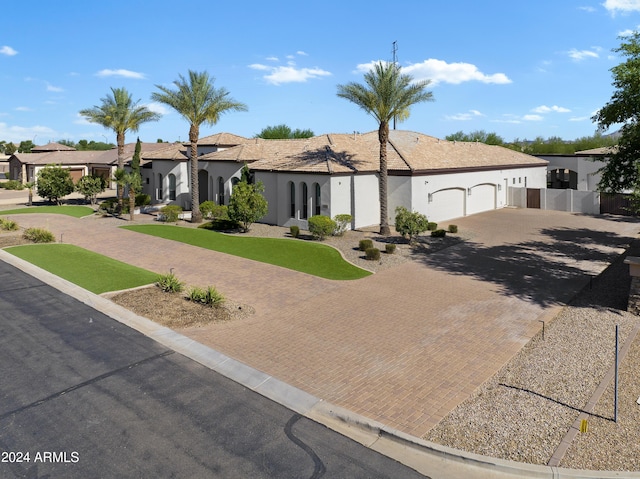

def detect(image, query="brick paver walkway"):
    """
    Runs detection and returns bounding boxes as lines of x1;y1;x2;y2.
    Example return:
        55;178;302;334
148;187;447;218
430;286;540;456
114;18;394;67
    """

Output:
7;208;639;438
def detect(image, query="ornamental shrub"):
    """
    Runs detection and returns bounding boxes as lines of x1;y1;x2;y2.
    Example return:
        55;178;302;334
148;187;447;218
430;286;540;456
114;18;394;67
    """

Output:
156;272;184;293
394;206;429;242
136;193;151;207
200;201;228;220
0;217;19;231
37;164;74;205
385;243;396;254
228;181;268;232
76;174;106;205
333;214;352;236
427;222;438;231
359;239;373;251
365;247;381;261
448;224;458;234
3;180;24;190
23;227;55;243
290;225;300;238
308;215;336;240
160;205;183;223
187;285;225;307
431;229;447;238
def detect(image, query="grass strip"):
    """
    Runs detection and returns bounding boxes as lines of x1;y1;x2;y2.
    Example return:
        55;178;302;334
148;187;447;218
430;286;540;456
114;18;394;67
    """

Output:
6;244;158;294
0;206;95;218
122;224;371;280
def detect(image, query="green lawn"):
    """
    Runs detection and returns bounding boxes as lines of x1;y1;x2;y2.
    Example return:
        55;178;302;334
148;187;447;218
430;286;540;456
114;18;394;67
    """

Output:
0;205;95;218
122;224;371;280
6;244;158;294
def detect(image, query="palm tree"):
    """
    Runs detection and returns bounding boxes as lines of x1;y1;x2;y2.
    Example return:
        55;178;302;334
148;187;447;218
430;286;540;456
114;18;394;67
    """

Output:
79;87;161;213
337;62;433;235
151;70;247;223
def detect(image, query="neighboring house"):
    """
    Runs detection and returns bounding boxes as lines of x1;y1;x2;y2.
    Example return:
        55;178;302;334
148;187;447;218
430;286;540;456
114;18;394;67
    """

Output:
149;130;548;228
535;146;615;191
31;142;76;153
9;142;171;187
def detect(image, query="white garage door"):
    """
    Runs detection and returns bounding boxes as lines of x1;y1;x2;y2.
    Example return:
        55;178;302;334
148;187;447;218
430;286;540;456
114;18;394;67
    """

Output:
429;188;465;222
467;184;496;215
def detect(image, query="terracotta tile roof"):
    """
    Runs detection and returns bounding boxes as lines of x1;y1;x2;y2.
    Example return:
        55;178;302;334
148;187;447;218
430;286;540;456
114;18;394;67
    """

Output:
32;142;76;152
188;132;250;147
199;130;547;174
140;143;187;162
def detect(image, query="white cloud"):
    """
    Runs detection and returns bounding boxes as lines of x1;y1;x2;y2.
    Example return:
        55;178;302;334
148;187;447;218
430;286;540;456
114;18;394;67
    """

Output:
265;56;279;62
145;102;170;115
357;59;511;86
296;51;308;56
74;113;93;125
0;122;58;143
532;105;571;113
46;83;64;92
445;110;484;121
603;0;640;14
568;48;599;61
569;116;592;121
249;64;331;85
619;26;640;35
579;6;597;12
96;69;146;79
523;114;544;121
1;46;17;56
15;106;32;112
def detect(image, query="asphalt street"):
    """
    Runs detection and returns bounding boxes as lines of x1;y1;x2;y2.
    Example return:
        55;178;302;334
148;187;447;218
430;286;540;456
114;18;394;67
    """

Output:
0;260;427;479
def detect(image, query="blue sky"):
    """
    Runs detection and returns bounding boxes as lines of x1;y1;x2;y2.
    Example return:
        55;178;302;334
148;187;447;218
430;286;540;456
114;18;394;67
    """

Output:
2;0;640;145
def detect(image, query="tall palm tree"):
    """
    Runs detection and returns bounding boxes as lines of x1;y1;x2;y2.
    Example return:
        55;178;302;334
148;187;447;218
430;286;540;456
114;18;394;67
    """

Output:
151;70;247;223
80;87;160;213
337;62;433;235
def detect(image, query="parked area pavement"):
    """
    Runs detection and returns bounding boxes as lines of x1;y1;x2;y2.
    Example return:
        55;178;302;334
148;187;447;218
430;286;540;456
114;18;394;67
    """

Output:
4;206;638;442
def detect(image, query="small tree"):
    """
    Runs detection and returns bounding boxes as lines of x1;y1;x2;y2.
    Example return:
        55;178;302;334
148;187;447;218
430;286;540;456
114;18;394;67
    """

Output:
394;206;429;243
24;181;35;206
76;175;106;205
227;180;268;232
308;215;337;240
37;165;74;205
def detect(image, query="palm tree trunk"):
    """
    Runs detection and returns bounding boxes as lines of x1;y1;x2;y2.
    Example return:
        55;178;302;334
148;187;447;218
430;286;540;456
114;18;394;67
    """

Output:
378;121;391;235
129;187;135;221
117;131;125;215
189;125;203;223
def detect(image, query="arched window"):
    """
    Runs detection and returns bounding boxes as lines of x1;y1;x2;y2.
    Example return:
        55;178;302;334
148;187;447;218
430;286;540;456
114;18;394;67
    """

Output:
289;181;295;218
168;174;176;201
217;177;225;205
301;182;308;219
313;183;321;216
157;173;163;200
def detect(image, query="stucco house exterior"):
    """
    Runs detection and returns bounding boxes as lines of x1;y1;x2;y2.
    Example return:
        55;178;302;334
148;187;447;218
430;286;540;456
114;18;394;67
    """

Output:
148;130;548;229
535;146;615;191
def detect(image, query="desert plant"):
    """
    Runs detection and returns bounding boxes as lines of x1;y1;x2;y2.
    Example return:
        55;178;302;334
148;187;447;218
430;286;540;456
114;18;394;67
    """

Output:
385;243;396;254
160;205;183;223
365;247;381;261
187;285;225;307
394;206;429;242
427;222;438;231
290;225;300;238
448;224;458;234
23;227;55;243
333;213;353;236
0;218;19;231
308;215;336;240
359;239;374;251
431;229;447;238
156;272;184;293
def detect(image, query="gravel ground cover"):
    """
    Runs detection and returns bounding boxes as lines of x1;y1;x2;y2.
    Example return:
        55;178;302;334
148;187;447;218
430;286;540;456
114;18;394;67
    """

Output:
424;241;640;471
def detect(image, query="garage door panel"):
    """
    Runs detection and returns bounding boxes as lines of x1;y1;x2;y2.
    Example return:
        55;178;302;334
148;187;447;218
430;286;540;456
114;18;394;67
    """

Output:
429;188;465;222
467;184;496;215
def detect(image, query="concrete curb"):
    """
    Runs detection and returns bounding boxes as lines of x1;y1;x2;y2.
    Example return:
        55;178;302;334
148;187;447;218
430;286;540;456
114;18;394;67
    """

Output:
1;249;637;479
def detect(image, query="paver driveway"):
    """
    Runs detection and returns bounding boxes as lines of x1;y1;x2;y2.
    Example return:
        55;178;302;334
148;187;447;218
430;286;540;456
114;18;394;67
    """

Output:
7;208;639;438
